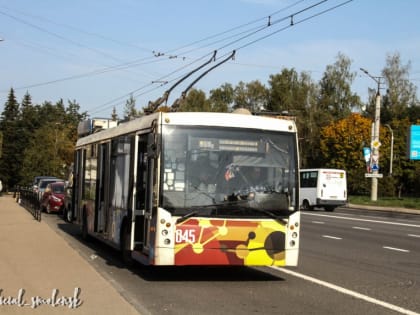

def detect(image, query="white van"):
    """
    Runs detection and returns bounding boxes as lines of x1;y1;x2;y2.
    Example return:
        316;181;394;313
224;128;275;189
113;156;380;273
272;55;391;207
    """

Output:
299;168;347;211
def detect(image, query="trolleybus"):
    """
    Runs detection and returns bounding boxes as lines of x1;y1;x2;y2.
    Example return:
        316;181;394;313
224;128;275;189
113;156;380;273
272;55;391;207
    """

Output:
72;111;300;266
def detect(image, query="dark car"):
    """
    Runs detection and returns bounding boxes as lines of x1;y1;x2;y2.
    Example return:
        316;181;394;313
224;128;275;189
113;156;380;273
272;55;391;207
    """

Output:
41;182;65;214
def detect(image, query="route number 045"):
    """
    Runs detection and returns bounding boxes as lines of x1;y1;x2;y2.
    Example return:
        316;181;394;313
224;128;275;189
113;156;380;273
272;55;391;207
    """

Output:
175;229;196;243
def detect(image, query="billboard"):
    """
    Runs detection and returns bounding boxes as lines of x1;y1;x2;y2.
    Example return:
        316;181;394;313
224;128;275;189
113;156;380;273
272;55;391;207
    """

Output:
408;125;420;160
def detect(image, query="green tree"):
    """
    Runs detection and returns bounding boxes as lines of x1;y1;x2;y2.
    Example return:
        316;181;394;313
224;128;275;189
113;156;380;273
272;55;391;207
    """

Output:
179;89;210;112
0;88;22;190
267;68;307;113
123;94;138;120
233;80;268;112
381;52;418;123
318;53;361;120
267;68;321;167
209;83;234;112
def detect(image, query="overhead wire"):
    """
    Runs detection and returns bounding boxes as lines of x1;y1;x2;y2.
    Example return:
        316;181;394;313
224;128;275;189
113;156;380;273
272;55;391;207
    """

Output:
2;0;311;95
90;0;353;115
1;0;354;116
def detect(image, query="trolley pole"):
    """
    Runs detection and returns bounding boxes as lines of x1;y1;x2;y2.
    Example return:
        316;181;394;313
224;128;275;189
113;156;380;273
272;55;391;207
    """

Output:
360;68;384;201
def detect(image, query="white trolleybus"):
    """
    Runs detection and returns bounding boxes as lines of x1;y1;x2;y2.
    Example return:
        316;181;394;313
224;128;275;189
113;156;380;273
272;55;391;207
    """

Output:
299;168;347;212
72;111;300;266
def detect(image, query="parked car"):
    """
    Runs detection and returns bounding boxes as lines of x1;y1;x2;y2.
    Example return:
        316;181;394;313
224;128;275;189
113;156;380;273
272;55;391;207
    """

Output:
37;178;64;201
33;176;57;194
40;182;65;214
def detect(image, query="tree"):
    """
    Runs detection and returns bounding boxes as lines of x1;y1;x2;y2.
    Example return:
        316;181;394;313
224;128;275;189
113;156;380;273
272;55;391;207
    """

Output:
267;68;321;167
178;89;210;112
209;83;234;112
123;94;138;120
320;113;373;194
380;52;418;123
111;107;119;121
233;80;268;112
0;88;22;190
267;68;307;113
318;53;361;120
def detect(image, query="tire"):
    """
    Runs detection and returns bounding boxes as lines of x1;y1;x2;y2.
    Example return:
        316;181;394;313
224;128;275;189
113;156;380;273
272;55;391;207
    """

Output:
302;200;313;211
65;207;73;223
324;206;335;212
121;222;134;266
46;203;51;214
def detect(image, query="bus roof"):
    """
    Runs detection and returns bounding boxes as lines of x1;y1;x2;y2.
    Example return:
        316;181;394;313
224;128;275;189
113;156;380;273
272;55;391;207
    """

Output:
76;111;297;148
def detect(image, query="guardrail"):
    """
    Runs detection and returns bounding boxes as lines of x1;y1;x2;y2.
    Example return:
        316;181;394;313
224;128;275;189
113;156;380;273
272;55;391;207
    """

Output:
15;186;41;221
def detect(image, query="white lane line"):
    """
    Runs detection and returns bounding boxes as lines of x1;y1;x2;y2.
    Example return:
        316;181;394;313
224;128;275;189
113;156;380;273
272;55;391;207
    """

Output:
272;267;420;315
352;226;371;231
312;221;325;224
383;246;410;253
303;212;420;228
322;235;342;240
408;234;420;238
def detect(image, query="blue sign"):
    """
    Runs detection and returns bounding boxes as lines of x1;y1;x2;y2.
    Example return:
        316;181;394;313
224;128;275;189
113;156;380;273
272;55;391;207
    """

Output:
363;147;371;163
371;164;379;171
408;125;420;160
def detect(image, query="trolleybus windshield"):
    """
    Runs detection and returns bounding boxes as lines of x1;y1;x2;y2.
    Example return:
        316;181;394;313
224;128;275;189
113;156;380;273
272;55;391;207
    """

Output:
161;125;298;218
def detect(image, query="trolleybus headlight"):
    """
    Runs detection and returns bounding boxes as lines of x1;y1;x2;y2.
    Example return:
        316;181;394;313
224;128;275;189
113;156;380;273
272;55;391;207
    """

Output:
160;218;166;224
290;240;296;247
162;229;168;236
295;222;299;228
292;232;298;238
164;239;171;245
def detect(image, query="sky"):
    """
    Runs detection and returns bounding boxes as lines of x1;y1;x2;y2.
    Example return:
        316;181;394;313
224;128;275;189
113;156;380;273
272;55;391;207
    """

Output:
1;0;420;118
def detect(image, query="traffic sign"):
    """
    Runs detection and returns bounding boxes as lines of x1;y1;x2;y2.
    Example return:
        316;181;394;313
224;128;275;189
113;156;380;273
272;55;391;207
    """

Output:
365;173;383;178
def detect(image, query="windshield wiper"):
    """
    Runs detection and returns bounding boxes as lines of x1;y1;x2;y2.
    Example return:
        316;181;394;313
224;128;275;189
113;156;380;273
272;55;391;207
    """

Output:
176;211;199;224
249;207;286;224
175;199;250;224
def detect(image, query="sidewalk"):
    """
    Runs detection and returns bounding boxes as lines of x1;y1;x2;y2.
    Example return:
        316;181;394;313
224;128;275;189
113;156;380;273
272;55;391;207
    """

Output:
0;194;140;315
346;203;420;215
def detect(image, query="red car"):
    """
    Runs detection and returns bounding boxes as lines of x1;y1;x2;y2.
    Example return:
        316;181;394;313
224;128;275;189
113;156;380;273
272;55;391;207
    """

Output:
41;182;65;214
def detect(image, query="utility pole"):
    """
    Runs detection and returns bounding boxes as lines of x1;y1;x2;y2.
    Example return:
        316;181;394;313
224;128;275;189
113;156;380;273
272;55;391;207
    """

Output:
360;68;384;201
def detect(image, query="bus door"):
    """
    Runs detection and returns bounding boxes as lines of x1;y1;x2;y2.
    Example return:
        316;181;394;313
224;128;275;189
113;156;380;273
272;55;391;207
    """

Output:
132;133;156;255
95;142;110;234
74;149;85;224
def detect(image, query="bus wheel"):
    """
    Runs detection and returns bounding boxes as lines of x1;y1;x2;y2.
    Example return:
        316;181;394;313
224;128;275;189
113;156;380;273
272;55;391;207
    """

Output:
302;200;313;211
121;222;134;266
65;208;73;223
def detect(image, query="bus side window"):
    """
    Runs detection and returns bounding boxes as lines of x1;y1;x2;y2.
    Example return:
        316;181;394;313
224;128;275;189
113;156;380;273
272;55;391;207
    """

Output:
136;137;148;210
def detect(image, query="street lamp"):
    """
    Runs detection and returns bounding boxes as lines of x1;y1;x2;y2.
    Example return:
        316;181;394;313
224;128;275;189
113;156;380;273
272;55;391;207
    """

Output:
384;124;394;176
360;68;384;201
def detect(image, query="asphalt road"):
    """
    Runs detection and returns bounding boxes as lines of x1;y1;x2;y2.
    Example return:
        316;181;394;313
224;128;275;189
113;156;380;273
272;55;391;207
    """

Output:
42;208;420;315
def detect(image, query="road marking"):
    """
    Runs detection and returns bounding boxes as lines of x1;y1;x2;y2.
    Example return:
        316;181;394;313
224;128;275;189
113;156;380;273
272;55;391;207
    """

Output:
312;221;325;224
322;235;342;240
272;267;420;315
408;234;420;238
303;212;420;228
352;226;371;231
383;246;410;253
